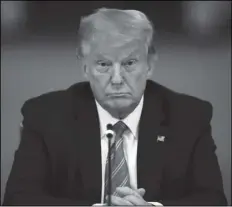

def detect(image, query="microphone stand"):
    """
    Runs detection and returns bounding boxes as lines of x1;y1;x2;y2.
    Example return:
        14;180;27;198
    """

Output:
106;124;114;206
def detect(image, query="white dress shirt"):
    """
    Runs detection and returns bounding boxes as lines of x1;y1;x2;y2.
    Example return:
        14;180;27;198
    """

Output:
94;96;163;206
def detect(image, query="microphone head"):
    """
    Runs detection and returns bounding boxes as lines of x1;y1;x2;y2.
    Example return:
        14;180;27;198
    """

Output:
106;129;115;139
106;124;115;139
106;132;113;139
107;124;113;130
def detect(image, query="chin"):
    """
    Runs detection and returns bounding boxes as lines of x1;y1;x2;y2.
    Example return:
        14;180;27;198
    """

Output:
105;98;135;111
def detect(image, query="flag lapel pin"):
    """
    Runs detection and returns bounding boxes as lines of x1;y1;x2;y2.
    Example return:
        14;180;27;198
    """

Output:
157;135;165;142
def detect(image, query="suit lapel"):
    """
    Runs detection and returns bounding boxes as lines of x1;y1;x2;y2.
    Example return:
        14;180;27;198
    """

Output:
137;80;170;201
71;83;102;203
69;81;170;202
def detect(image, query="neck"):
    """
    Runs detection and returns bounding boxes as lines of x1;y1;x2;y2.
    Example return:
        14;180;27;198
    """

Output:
110;110;129;120
107;103;138;120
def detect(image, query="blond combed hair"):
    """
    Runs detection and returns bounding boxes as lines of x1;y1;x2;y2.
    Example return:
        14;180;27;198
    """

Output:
76;8;156;59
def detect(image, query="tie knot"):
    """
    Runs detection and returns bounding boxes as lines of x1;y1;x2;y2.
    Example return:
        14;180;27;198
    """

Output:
113;121;129;139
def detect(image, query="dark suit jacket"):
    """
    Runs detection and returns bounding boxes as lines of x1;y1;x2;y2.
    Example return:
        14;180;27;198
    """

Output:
3;80;227;206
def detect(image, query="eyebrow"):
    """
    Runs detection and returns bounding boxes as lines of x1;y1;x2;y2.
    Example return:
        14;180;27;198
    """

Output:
95;49;141;61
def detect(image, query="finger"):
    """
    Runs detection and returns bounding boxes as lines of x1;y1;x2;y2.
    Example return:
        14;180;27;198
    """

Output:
106;195;132;206
109;195;133;206
124;195;147;206
116;187;141;197
136;188;146;197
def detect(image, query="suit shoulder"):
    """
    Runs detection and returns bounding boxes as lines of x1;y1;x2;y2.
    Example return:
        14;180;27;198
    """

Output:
21;90;66;115
21;81;89;117
151;81;213;123
177;92;211;117
167;89;213;124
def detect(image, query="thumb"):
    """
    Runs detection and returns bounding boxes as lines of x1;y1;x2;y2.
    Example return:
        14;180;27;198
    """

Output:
137;188;146;197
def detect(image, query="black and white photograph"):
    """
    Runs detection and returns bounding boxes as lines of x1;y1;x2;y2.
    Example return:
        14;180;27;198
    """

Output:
1;1;231;206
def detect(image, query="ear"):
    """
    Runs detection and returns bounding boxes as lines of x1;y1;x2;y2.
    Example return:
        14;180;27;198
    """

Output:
83;64;89;80
78;57;88;80
147;53;157;78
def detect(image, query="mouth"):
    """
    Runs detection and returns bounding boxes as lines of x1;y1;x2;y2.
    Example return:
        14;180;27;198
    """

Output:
107;93;131;97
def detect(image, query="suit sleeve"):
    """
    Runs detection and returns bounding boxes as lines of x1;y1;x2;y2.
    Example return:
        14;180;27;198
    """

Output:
161;101;227;206
3;100;92;206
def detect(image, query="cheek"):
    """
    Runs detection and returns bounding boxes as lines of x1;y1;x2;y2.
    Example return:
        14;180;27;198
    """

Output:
128;68;148;84
87;67;107;83
88;70;110;93
93;73;109;86
125;69;148;94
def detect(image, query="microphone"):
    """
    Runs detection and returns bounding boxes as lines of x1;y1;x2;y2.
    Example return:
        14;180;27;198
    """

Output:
106;124;115;206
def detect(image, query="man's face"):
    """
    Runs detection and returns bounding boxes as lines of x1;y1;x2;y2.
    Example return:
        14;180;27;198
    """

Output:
83;36;153;118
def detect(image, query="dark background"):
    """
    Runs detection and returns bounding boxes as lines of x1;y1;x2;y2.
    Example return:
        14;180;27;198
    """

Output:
2;1;231;43
1;1;231;204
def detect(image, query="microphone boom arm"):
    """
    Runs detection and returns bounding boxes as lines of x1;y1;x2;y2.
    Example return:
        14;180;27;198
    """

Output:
106;124;115;206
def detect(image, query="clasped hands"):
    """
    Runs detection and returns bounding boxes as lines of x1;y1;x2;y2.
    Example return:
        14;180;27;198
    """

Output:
105;186;152;206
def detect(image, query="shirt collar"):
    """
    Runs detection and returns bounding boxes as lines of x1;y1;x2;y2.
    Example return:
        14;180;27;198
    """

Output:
95;95;144;139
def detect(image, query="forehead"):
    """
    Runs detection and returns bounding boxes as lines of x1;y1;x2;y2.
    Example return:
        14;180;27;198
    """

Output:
87;36;147;61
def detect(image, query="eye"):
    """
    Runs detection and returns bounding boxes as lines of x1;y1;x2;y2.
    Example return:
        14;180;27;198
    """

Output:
123;59;138;67
96;60;111;67
95;60;112;72
98;61;109;67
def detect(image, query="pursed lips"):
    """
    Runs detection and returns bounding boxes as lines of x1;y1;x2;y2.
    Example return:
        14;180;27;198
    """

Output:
107;93;130;97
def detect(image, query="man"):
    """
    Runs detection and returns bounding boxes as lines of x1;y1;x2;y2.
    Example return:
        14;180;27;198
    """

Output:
3;8;227;206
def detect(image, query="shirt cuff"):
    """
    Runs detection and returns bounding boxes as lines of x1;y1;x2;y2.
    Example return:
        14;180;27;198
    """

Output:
148;201;163;206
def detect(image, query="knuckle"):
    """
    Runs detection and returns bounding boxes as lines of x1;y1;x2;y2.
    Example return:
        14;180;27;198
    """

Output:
125;195;134;200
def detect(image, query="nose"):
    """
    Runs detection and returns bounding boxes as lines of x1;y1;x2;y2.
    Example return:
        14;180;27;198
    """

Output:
111;63;123;85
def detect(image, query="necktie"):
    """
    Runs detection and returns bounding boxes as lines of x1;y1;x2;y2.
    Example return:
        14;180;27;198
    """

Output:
104;121;130;199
